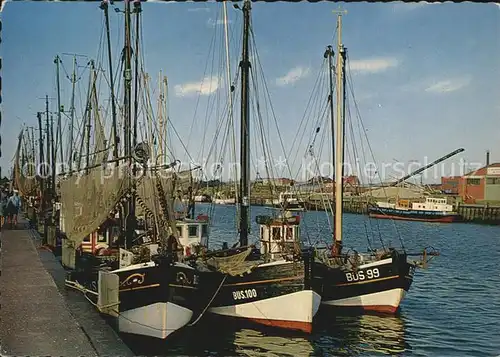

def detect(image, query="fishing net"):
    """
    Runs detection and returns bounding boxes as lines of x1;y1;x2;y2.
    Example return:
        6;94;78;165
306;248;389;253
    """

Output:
13;131;37;197
136;170;193;237
59;165;129;246
204;248;259;276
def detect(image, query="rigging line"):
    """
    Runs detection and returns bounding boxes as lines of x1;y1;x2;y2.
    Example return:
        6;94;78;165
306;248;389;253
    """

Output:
249;67;272;184
344;86;373;251
344;56;395;251
59;59;73;83
295;72;328;181
249;64;276;202
345;55;404;249
304;68;330;175
186;17;218;151
249;28;293;186
197;6;225;162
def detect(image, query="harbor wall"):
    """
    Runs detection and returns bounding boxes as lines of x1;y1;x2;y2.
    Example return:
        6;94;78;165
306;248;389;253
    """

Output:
272;198;500;225
455;203;500;224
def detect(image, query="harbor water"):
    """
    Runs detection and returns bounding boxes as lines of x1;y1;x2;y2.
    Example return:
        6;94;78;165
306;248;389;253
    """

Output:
123;204;500;356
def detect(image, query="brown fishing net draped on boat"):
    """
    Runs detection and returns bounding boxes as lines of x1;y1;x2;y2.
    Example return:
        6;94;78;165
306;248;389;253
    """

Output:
136;170;193;233
59;165;129;246
204;248;258;276
13;131;37;196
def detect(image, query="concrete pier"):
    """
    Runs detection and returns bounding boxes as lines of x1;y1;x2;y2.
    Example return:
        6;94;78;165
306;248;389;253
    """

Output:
0;220;134;356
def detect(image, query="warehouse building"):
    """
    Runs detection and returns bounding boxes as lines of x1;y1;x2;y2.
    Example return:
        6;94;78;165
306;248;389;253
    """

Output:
457;162;500;203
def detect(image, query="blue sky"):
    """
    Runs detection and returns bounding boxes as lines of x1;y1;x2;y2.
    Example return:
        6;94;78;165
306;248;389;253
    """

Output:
1;1;499;183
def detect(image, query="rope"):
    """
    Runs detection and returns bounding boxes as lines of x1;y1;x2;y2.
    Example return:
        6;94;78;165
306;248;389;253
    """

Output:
188;274;227;326
65;274;227;332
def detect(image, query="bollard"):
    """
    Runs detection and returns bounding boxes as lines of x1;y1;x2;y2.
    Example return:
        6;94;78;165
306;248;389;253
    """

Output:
61;238;76;269
37;220;44;235
47;225;56;247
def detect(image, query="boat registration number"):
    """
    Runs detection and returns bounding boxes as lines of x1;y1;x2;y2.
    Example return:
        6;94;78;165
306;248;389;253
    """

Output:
345;268;380;282
232;288;257;300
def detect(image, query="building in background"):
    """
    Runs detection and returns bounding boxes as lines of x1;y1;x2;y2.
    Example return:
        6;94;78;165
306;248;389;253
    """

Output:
441;176;461;194
447;162;500;203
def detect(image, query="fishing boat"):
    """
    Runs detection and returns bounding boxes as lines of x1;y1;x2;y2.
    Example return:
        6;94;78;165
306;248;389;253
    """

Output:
213;197;237;205
59;0;226;340
184;0;320;332
273;191;305;211
368;197;460;223
299;12;438;314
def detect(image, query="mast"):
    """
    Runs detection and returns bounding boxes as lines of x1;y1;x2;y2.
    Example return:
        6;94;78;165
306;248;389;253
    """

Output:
223;0;239;227
324;45;335;239
163;76;168;159
37;112;45;213
86;60;95;171
29;127;36;178
77;60;94;172
123;0;134;248
68;56;77;172
50;113;56;196
157;70;163;159
239;0;251;247
100;0;120;161
133;0;141;150
341;47;347;187
54;55;64;164
45;95;52;195
333;11;346;254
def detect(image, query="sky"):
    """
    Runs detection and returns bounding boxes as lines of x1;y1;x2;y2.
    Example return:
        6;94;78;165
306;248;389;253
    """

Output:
1;1;499;184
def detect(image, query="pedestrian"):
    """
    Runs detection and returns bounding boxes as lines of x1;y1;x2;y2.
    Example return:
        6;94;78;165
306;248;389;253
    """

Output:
7;190;22;228
0;189;8;229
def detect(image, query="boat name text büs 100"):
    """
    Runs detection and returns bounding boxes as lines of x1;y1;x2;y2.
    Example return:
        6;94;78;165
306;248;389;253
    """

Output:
232;289;258;300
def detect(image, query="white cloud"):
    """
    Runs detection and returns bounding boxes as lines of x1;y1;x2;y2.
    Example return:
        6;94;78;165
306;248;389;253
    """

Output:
392;2;440;12
174;76;221;97
425;77;471;94
207;18;233;27
276;66;310;86
348;58;399;74
188;7;210;13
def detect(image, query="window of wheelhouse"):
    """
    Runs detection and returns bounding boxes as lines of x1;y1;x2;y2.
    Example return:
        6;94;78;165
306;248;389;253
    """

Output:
176;226;183;237
272;226;281;240
260;226;265;238
188;225;198;237
286;227;293;240
201;224;208;237
294;226;300;241
97;225;108;242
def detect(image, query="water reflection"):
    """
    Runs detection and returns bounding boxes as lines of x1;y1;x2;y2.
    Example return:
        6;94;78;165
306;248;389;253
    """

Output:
123;313;409;356
233;329;314;357
313;313;409;356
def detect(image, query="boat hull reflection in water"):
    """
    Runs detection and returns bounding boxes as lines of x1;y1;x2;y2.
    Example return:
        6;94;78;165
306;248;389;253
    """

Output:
314;313;408;356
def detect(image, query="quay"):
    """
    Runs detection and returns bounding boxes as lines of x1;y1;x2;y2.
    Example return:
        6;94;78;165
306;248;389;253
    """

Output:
247;197;500;225
306;199;500;225
0;218;134;357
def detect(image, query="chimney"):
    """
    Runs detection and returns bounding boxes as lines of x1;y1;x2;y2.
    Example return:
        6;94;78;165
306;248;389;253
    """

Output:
486;150;490;166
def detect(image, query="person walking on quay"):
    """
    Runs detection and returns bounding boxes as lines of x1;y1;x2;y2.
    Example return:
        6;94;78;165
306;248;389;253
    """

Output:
0;189;8;230
6;190;22;228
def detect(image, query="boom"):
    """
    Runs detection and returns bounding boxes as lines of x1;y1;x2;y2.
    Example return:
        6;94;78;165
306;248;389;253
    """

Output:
390;148;465;187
